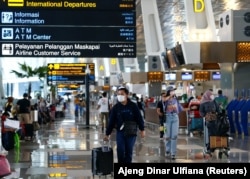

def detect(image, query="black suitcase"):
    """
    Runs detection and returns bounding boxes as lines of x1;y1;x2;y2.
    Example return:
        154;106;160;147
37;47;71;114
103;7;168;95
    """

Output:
92;146;113;177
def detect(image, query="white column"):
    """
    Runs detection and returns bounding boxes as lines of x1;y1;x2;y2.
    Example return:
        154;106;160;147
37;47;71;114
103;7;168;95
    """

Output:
184;0;217;42
141;0;165;55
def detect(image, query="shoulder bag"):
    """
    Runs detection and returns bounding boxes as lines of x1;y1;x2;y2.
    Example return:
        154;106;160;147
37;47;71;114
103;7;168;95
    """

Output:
205;100;219;122
123;120;138;137
119;103;138;137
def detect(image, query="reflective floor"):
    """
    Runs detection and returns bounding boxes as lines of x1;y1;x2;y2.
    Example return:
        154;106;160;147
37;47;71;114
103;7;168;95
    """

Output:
1;104;250;179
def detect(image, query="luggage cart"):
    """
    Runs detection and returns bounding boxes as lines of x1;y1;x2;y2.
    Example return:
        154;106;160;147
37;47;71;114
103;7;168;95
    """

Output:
203;117;230;159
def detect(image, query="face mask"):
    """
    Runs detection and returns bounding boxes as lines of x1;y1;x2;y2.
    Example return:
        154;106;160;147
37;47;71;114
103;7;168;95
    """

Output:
117;95;125;102
210;95;215;100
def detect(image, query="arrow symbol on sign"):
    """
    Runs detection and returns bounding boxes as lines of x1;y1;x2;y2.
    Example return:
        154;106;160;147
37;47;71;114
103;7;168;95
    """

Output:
48;64;54;69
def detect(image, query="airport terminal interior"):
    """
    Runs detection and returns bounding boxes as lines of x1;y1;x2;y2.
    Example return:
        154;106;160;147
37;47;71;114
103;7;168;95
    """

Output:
1;102;250;179
1;0;250;178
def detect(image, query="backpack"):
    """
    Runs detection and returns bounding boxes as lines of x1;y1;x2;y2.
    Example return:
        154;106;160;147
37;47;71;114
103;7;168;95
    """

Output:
2;131;15;151
215;112;230;136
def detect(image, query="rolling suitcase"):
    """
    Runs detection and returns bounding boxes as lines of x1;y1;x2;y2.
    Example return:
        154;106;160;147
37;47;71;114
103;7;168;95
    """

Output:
189;117;203;131
92;141;113;177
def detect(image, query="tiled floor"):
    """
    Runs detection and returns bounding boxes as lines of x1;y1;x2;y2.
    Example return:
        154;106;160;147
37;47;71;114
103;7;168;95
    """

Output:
1;104;250;178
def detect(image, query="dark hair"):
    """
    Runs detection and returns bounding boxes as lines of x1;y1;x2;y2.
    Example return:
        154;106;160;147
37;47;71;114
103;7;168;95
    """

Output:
7;97;14;102
102;92;107;97
118;87;129;95
161;92;166;96
218;90;222;95
166;90;171;96
23;93;28;97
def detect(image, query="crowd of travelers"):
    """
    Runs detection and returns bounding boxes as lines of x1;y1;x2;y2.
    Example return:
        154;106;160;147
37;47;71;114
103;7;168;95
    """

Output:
0;93;62;151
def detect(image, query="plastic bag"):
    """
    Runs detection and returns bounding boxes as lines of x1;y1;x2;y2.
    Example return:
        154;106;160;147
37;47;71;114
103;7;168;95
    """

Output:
14;132;20;149
0;155;11;178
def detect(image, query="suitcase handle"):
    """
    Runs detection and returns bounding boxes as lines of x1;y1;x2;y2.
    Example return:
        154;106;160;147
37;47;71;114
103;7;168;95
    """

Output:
102;140;111;152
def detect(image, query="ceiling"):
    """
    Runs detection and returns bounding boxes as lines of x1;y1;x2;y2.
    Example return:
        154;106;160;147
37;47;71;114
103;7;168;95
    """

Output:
136;0;250;58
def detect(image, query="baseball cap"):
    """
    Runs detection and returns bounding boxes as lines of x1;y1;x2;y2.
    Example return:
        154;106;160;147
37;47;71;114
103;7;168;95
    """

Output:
166;86;177;93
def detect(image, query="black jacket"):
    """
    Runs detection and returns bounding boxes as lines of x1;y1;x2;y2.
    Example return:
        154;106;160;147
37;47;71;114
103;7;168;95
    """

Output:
106;99;144;135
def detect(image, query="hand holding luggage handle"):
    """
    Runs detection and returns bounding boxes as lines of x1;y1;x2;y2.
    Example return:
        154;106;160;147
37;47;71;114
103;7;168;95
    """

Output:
102;140;111;152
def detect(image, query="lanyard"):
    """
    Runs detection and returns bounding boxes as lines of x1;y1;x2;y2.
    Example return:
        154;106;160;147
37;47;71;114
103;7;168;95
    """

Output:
162;101;166;112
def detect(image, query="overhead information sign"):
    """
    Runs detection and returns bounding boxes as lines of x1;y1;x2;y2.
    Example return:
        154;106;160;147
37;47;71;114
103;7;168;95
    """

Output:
47;63;95;85
0;0;136;58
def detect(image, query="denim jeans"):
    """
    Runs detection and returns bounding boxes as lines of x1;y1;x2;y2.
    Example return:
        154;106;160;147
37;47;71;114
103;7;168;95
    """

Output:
116;130;137;163
164;113;179;156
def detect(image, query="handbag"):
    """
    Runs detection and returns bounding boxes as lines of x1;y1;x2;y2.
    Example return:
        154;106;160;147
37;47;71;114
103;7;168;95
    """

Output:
123;120;138;137
205;100;220;122
0;155;11;178
205;112;217;121
159;126;164;132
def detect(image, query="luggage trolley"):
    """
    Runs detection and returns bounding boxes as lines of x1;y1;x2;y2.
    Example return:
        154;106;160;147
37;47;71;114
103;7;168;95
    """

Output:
187;99;203;136
203;112;230;159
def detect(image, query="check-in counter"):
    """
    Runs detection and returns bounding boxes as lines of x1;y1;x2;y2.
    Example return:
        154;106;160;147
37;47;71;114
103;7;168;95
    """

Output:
145;107;158;124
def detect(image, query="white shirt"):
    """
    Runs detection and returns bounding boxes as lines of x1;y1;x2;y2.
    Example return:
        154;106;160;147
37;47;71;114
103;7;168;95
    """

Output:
97;97;110;112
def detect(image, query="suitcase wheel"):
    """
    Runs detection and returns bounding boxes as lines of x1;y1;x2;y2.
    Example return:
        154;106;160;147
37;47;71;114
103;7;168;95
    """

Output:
218;151;223;159
218;149;229;159
203;150;212;159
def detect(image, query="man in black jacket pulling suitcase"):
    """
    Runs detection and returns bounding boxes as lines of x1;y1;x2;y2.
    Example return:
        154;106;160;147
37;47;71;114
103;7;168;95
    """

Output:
104;86;145;163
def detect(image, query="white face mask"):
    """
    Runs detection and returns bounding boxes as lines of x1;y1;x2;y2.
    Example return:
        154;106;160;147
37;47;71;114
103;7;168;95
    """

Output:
117;95;125;102
210;95;215;100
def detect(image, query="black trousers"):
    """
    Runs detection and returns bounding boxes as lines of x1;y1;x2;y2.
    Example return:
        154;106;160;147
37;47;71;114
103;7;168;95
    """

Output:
159;117;165;138
24;124;34;138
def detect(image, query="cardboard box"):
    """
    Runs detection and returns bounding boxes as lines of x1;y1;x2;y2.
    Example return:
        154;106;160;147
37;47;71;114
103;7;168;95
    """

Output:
210;136;228;148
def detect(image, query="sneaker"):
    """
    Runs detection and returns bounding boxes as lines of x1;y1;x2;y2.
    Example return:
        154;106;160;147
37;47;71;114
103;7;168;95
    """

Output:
171;155;176;160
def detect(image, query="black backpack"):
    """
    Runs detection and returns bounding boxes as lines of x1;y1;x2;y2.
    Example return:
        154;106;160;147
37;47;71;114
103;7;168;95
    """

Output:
215;112;230;136
2;131;15;151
